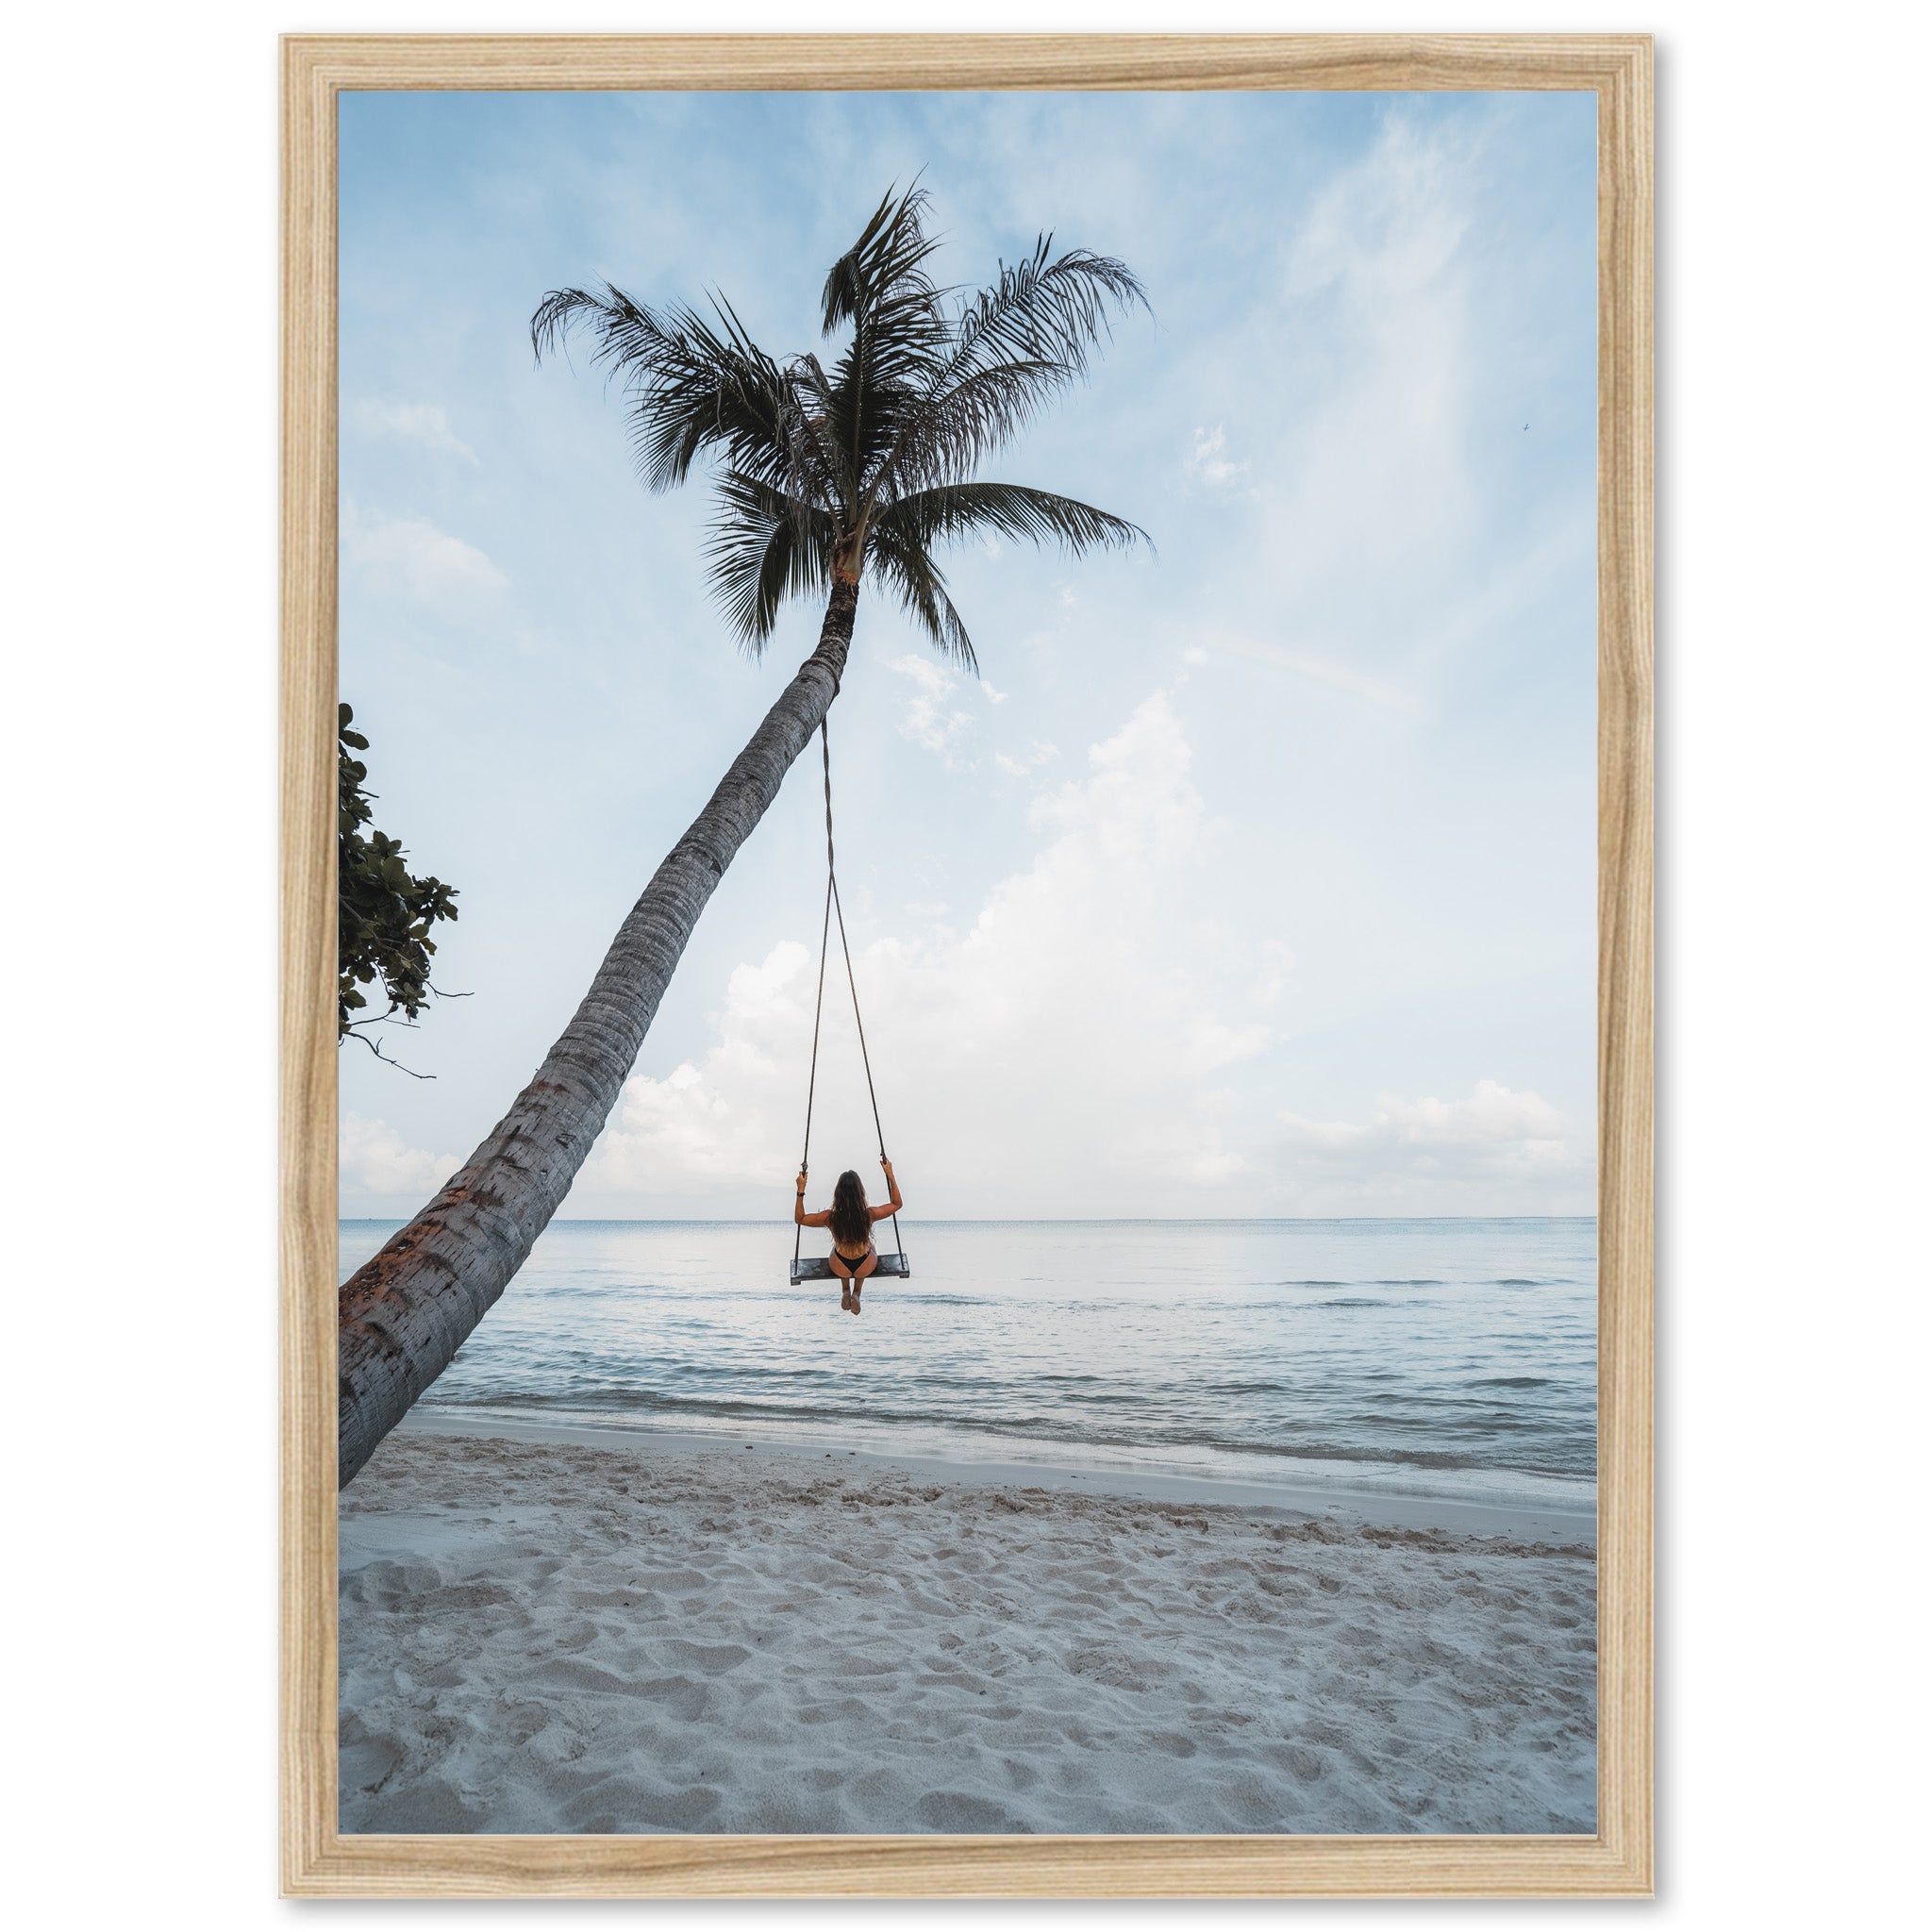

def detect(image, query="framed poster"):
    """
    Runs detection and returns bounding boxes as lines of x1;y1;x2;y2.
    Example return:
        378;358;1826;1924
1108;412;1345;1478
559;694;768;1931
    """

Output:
283;33;1652;1897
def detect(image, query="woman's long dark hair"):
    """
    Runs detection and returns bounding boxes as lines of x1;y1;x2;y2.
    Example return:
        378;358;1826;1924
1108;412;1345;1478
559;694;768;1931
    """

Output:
828;1170;870;1249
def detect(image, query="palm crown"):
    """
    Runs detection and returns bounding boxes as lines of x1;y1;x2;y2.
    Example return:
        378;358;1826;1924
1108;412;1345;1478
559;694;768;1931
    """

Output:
531;186;1148;672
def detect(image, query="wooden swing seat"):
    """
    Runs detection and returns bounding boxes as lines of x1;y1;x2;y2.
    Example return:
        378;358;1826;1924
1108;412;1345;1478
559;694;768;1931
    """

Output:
791;1252;911;1286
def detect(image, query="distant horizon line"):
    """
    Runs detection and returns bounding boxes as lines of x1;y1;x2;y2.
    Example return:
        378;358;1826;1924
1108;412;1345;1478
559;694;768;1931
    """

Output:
339;1213;1600;1225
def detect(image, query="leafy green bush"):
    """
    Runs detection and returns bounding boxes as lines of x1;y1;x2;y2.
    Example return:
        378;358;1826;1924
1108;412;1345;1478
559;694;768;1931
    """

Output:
338;703;459;1064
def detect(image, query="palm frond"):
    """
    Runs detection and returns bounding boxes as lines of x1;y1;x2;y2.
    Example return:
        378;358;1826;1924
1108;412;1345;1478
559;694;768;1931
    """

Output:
538;190;1149;666
874;357;1081;500
867;516;977;672
818;185;954;499
820;184;946;336
876;481;1148;561
704;472;836;651
949;239;1149;382
531;283;811;499
863;239;1148;504
781;352;861;515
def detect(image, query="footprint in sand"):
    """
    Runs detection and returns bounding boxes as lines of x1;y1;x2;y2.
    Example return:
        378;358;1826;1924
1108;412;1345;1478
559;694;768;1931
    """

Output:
1145;1730;1198;1758
636;1674;711;1722
339;1735;402;1794
657;1639;753;1674
916;1790;1035;1833
629;1568;710;1592
797;1696;875;1725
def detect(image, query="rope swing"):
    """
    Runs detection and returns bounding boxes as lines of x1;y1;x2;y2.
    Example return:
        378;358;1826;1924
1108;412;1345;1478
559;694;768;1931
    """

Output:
791;718;909;1286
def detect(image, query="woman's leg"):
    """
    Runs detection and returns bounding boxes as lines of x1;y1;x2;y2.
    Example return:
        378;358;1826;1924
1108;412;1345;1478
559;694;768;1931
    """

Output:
853;1248;879;1288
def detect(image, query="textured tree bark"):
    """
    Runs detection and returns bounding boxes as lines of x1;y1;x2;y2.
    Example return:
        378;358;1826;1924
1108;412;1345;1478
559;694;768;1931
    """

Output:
338;578;860;1486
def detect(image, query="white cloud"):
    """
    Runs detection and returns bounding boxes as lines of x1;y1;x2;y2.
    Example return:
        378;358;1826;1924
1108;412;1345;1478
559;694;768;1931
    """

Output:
1185;424;1247;488
1253;940;1295;1006
1379;1081;1570;1147
351;398;478;465
340;1112;464;1201
1251;115;1483;660
1181;647;1208;667
993;741;1057;776
1274;1081;1591;1213
1291;116;1474;310
979;678;1008;705
342;501;508;615
580;691;1279;1214
1208;633;1420;713
886;654;976;760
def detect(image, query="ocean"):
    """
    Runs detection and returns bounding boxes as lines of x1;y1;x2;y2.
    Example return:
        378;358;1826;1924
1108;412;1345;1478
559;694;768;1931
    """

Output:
338;1217;1597;1514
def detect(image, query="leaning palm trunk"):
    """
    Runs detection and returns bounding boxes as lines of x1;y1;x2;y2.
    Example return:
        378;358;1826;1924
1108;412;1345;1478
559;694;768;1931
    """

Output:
338;580;858;1485
340;186;1146;1485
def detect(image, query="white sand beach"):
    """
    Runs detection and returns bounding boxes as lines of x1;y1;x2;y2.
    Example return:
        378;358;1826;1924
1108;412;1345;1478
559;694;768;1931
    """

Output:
340;1417;1595;1836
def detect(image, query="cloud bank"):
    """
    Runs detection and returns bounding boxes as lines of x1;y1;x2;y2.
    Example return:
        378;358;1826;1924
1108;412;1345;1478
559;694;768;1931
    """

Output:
1274;1081;1591;1215
570;691;1592;1220
350;398;478;465
579;691;1277;1216
341;501;508;617
341;1112;463;1208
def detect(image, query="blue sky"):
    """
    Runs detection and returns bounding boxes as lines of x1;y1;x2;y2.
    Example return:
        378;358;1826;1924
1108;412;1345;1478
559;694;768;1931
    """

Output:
337;87;1598;1220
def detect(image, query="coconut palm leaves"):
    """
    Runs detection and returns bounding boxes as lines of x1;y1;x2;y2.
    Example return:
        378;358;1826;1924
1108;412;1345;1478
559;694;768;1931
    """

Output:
531;185;1148;672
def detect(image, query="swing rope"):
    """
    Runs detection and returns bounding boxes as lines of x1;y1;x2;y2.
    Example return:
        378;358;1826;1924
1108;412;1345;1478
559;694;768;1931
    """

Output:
794;717;904;1275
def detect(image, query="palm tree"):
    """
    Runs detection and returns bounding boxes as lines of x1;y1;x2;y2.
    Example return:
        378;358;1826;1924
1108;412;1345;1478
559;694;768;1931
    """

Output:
337;187;1148;1486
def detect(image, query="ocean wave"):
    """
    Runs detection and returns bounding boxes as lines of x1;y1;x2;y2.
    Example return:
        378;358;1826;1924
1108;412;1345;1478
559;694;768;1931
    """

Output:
423;1391;1597;1478
390;1218;1599;1494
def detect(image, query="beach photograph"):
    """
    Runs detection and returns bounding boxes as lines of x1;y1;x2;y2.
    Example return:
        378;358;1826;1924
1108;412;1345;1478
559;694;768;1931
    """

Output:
41;5;1932;1923
333;85;1601;1839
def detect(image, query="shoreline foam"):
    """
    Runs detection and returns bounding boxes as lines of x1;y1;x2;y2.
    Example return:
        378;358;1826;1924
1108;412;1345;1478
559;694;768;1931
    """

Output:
394;1407;1596;1547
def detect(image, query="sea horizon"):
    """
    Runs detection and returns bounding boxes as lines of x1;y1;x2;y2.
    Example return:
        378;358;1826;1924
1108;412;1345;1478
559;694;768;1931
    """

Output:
338;1216;1597;1513
342;1212;1598;1225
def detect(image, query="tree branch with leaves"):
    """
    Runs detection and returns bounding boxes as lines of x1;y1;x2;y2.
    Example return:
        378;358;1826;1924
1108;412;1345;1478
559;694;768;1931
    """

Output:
338;703;460;1073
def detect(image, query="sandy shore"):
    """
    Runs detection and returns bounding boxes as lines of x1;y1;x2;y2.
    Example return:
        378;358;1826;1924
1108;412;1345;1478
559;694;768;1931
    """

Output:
340;1422;1596;1835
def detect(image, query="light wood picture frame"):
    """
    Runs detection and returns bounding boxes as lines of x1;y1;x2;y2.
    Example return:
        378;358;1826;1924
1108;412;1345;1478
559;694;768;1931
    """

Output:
282;32;1652;1898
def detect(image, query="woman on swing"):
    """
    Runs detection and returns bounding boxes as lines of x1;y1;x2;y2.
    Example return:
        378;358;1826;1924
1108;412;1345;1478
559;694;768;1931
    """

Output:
795;1158;902;1308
